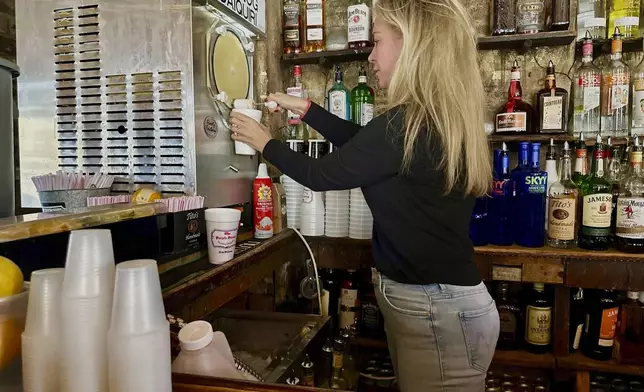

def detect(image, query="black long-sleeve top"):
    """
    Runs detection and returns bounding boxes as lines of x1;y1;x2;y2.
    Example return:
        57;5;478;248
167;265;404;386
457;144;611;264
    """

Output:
263;103;480;286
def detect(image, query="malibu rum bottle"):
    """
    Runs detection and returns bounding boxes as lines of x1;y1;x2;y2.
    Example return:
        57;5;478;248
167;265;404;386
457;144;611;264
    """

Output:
601;27;630;138
351;65;374;126
579;135;614;250
548;141;580;248
536;61;569;133
615;136;644;252
327;65;351;121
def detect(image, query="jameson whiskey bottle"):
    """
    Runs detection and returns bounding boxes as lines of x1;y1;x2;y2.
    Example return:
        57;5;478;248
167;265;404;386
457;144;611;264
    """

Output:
582;289;619;361
351;65;375;126
579;135;614;250
615;136;644;253
525;283;552;354
548;141;580;248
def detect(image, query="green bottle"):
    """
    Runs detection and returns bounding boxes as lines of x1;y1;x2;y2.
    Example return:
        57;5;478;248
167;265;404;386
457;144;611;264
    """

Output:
327;65;352;121
351;65;375;126
579;134;614;250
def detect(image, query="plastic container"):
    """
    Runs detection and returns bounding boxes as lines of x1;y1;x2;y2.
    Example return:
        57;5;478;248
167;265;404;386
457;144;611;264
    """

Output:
205;208;242;265
171;321;245;380
22;269;64;392
0;283;29;371
232;108;262;155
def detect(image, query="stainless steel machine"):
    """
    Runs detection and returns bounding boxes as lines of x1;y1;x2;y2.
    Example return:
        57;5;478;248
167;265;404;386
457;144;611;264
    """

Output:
15;0;266;209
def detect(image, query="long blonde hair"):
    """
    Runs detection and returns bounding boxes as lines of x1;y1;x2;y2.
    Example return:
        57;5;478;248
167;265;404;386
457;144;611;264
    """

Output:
375;0;491;197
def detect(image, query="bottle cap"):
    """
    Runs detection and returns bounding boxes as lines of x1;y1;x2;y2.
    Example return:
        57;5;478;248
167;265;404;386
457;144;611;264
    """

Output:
533;282;545;291
639;292;644;303
178;320;214;351
257;163;269;178
627;291;639;300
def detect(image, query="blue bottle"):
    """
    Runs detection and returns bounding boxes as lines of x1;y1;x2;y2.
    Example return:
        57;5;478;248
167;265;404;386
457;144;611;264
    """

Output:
512;142;548;247
469;196;489;246
489;143;514;245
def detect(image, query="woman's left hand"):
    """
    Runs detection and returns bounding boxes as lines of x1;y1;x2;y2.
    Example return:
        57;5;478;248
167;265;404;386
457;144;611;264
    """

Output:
229;111;273;153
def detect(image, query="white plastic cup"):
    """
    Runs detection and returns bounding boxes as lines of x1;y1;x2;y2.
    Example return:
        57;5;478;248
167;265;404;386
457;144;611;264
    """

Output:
23;268;64;337
301;188;325;215
22;335;59;392
63;229;115;299
108;326;172;392
205;208;241;265
109;259;166;336
232;108;262;156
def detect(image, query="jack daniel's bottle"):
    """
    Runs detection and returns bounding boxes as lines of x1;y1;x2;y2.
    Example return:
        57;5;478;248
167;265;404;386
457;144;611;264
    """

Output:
495;61;535;134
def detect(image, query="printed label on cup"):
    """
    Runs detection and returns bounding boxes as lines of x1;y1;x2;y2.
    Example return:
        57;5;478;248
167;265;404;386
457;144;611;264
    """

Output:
211;228;238;256
302;189;313;203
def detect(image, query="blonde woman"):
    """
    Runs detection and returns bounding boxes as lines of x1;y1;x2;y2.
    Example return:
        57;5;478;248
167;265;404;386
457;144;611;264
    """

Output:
230;0;499;389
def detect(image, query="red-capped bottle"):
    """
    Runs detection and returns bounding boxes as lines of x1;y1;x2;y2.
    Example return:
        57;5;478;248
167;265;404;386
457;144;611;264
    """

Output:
253;163;274;239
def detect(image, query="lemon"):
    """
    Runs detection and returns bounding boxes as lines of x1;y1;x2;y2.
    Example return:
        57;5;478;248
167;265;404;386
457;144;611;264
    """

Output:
0;257;23;298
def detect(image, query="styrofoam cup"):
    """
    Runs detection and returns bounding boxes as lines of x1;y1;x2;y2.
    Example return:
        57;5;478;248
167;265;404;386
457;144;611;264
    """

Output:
109;260;166;337
232;109;262;156
205;208;241;265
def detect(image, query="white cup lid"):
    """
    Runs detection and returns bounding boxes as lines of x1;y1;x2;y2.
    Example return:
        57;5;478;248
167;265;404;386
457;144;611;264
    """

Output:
178;320;214;351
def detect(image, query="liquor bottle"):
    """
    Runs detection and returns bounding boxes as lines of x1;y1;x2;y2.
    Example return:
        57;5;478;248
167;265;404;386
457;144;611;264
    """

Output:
600;27;630;138
579;135;613;250
548;141;580;248
536;61;569;134
327;65;351;121
608;0;640;38
318;339;333;388
490;0;516;35
496;282;523;350
339;329;359;390
545;139;559;230
512;143;548;247
490;143;514;246
570;288;585;353
470;197;489;246
632;41;644;137
582;289;619;361
283;0;303;54
495;61;534;134
552;0;570;30
330;338;347;390
614;291;644;365
351;65;375;126
525;283;552;354
304;0;325;53
347;0;371;49
606;143;623;239
573;133;588;185
576;1;607;39
320;268;340;330
300;354;315;387
286;65;308;140
360;282;382;338
572;32;601;139
615;136;644;252
338;270;359;330
516;0;546;33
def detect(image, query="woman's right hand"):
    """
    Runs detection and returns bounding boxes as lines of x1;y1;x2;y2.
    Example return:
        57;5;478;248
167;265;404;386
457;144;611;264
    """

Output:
266;92;310;116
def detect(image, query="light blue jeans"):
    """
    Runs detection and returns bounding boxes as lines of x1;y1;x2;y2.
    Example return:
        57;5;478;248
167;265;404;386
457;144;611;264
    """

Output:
373;270;499;392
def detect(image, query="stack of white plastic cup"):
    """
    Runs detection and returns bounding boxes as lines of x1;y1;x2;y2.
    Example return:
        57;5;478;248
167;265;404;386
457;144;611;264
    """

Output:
60;229;116;392
22;268;65;392
204;208;242;265
349;189;373;239
107;259;171;392
281;175;304;229
300;188;325;236
325;190;350;237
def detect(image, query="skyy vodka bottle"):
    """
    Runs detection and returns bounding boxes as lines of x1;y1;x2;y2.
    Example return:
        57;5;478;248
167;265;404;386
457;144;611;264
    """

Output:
512;143;548;247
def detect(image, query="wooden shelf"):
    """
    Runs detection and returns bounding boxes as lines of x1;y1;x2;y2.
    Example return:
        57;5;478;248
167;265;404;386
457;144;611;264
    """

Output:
281;31;576;64
575;37;644;58
487;134;628;146
282;48;372;65
478;31;577;51
558;351;644;377
352;336;388;349
493;350;556;369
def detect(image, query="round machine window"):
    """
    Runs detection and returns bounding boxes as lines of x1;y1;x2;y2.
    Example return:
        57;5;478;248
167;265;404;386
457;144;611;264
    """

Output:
212;30;250;101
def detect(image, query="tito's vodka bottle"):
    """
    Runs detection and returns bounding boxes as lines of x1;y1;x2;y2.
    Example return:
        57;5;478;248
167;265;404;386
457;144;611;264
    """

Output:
351;65;374;126
601;27;630;138
512;143;548;247
579;135;613;250
572;32;601;139
548;142;580;248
